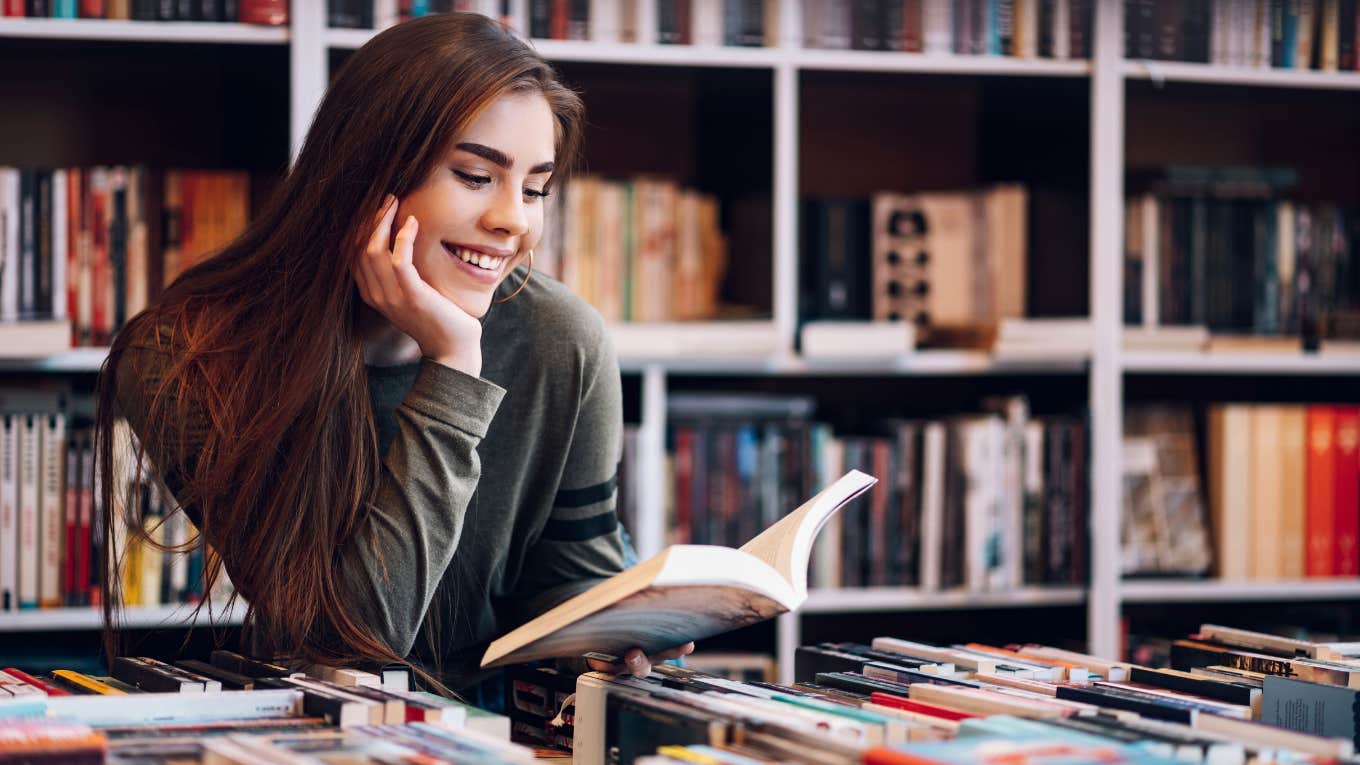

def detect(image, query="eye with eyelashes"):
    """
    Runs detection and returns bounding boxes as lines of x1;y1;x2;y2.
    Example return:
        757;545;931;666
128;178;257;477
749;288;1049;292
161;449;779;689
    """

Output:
453;170;551;199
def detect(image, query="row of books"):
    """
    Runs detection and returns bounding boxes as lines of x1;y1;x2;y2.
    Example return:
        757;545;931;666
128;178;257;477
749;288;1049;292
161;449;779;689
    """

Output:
0;0;286;23
619;393;1088;590
1126;0;1360;71
0;166;251;354
802;0;1094;56
1123;167;1360;343
801;186;1028;347
0;398;229;611
1120;402;1360;580
546;175;729;323
0;651;527;763
580;622;1360;763
1206;403;1360;580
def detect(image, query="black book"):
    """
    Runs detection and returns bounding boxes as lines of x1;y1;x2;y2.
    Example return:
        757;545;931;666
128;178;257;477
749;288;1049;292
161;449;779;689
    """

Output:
1055;684;1195;725
255;677;370;728
112;657;203;693
175;659;254;690
209;649;296;679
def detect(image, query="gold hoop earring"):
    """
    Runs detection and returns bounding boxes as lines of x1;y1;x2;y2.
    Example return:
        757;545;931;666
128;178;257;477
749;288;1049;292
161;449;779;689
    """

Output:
494;249;533;304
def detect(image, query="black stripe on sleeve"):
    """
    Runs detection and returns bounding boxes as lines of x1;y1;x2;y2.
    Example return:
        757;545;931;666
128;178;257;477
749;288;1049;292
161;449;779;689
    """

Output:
541;511;619;542
552;475;618;509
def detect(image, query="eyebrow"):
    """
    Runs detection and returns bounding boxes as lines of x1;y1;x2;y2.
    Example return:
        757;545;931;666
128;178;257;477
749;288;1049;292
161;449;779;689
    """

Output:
456;142;556;175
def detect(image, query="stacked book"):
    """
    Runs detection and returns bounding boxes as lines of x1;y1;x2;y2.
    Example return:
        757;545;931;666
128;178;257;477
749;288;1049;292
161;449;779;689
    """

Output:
578;623;1360;763
0;651;525;763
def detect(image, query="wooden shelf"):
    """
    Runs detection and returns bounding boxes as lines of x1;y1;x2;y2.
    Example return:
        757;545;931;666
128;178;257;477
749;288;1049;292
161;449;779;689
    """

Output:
1122;351;1360;376
0;602;244;632
1123;60;1360;90
0;18;288;44
1121;578;1360;603
801;586;1086;613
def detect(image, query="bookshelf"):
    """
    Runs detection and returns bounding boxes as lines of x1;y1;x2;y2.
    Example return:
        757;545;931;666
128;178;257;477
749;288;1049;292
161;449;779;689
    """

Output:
2;2;1359;681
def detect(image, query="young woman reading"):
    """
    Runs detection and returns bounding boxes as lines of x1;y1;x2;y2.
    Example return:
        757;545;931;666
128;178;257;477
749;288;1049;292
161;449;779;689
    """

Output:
96;11;692;690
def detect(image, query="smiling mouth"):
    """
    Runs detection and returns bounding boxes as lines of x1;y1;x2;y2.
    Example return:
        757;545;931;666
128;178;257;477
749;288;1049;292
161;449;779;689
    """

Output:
443;243;506;273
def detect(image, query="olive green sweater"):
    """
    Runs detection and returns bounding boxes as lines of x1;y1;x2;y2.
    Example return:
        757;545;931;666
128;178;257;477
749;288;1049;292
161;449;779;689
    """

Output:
116;268;627;687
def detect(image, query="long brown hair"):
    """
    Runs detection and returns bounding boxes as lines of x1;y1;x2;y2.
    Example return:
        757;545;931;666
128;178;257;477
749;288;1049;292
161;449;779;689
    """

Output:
94;12;583;675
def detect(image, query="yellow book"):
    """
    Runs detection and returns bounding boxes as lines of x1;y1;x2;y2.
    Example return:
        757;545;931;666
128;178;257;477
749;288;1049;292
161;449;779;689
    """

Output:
52;670;127;695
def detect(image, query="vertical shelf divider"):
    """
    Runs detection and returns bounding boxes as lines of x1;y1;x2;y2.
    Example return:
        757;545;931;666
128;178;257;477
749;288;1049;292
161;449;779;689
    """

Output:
1088;0;1126;660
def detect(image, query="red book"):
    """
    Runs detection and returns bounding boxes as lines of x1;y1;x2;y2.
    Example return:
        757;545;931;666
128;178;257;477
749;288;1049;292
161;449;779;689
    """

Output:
78;440;94;606
2;0;24;16
238;0;286;25
64;441;78;606
1306;406;1337;576
2;668;70;696
1336;407;1360;576
79;0;103;17
869;691;978;721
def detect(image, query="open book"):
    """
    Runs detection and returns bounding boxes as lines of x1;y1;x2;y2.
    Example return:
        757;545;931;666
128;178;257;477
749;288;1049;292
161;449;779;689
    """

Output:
481;470;877;669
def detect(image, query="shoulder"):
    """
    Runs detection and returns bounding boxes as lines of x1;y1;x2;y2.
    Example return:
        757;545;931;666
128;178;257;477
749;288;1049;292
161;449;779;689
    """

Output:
488;268;615;375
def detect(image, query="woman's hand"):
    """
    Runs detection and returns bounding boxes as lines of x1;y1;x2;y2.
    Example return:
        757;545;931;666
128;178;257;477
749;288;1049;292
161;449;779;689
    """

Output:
586;642;696;679
354;195;485;377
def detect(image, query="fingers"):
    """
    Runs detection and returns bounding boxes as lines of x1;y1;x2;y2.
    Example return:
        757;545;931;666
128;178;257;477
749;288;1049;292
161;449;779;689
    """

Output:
367;194;398;255
623;648;651;678
367;215;416;308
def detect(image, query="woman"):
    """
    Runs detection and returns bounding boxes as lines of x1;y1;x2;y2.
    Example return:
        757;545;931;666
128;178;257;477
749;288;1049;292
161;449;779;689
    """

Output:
97;11;691;690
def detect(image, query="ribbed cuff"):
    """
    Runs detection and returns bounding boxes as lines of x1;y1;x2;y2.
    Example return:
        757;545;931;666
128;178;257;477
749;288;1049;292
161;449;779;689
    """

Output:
402;358;506;439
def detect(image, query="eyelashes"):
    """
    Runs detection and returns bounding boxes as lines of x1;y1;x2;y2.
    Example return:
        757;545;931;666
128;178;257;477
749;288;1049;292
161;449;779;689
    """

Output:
453;170;550;199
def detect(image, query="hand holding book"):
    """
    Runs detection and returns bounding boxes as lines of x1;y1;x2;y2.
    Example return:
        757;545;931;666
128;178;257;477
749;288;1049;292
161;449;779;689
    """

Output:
584;642;696;678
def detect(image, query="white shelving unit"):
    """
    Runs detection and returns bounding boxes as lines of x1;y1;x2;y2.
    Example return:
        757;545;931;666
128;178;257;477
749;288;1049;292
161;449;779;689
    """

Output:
4;2;1359;680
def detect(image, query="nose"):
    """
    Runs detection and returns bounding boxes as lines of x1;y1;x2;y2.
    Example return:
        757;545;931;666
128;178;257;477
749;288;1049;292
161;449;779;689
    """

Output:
480;182;529;239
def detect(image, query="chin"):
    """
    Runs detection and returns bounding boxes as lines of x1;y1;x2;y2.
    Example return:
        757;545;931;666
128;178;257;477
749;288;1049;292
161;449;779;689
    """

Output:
449;289;494;319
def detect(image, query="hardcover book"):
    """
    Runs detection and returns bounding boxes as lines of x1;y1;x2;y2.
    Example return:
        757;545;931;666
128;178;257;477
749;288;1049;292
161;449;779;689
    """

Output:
480;470;877;669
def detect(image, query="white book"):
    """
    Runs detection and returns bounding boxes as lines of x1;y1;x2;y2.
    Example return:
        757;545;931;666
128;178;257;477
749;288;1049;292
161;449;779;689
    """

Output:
588;0;620;42
39;412;64;607
871;636;997;674
0;169;18;323
923;0;951;53
51;170;66;322
918;422;945;593
0;415;16;610
1052;0;1069;59
16;414;39;608
31;689;303;725
481;470;876;669
690;0;722;46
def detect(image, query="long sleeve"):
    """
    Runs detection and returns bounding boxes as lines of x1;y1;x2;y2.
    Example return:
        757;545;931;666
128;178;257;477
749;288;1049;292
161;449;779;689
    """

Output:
114;341;504;658
505;324;627;623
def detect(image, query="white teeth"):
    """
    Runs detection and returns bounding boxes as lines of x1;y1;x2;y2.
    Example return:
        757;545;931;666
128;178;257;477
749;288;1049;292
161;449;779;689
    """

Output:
450;246;503;271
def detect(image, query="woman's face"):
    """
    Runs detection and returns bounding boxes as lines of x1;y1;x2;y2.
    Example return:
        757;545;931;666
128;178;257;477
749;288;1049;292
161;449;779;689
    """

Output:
396;90;557;318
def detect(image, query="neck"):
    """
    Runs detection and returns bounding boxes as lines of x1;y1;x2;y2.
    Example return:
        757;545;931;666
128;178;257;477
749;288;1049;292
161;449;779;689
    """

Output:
357;304;423;366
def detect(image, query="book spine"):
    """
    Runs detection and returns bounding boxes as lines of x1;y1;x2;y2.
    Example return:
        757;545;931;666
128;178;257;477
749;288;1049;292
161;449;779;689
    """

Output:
38;413;63;608
0;416;16;611
17;415;39;609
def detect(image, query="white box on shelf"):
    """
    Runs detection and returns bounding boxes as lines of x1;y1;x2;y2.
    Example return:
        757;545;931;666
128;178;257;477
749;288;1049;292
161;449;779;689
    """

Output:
0;321;71;358
800;320;915;359
609;321;779;360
